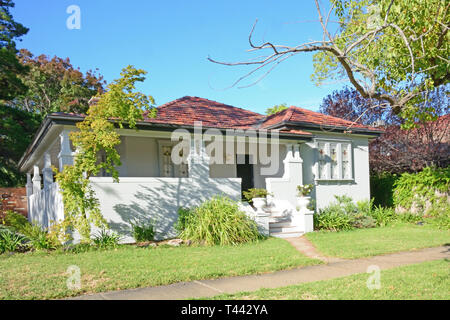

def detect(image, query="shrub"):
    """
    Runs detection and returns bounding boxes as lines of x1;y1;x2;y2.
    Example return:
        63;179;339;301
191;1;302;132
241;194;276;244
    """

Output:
370;172;399;207
175;207;195;235
314;196;375;231
2;211;29;232
21;224;59;251
131;221;155;242
3;211;60;251
0;229;28;254
297;184;314;197
368;206;396;227
180;195;261;246
242;188;271;203
393;166;449;216
349;213;376;229
314;210;353;231
92;229;122;248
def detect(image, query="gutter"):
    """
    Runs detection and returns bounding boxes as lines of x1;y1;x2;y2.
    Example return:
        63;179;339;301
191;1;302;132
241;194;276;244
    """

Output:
18;114;313;171
263;120;384;136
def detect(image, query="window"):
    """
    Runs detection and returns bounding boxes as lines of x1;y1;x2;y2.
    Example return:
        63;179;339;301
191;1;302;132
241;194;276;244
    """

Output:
315;140;353;181
158;141;189;177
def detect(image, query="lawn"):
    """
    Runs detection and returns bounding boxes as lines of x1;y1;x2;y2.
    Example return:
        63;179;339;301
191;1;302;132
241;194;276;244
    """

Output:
306;223;450;259
0;238;321;300
208;259;450;300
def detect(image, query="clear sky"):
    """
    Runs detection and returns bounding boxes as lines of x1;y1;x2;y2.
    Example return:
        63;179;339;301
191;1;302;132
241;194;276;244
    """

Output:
12;0;345;114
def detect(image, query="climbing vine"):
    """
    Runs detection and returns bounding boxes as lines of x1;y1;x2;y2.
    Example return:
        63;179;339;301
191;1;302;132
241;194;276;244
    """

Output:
55;66;156;241
393;166;450;216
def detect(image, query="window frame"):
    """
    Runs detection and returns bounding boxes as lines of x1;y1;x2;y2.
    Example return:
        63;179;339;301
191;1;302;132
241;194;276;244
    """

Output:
314;138;353;182
157;140;189;178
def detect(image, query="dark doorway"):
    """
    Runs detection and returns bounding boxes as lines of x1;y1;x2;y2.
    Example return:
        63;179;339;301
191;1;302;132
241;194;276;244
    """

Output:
236;154;254;198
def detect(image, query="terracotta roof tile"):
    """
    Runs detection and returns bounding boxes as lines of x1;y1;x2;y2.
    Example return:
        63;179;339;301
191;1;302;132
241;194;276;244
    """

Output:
50;96;383;136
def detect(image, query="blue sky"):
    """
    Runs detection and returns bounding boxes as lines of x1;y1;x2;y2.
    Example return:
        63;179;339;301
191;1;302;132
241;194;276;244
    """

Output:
12;0;344;114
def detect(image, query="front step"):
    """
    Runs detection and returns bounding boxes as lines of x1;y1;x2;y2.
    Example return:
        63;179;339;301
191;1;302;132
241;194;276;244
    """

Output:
270;225;302;234
270;231;304;238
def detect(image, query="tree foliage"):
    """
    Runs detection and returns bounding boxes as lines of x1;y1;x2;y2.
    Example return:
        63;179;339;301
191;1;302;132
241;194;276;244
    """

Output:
209;0;449;126
0;0;28;101
0;104;40;187
266;103;288;115
55;66;156;241
10;49;105;117
320;86;449;174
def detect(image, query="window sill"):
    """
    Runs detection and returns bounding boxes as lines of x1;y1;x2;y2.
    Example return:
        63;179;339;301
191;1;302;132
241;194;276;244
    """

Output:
314;179;354;183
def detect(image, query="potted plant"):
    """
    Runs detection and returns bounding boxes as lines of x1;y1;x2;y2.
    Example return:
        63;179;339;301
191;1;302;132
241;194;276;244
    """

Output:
296;184;314;210
243;188;272;209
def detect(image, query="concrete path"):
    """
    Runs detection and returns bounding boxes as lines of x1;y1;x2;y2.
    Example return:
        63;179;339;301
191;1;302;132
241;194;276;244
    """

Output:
285;236;344;263
71;245;449;300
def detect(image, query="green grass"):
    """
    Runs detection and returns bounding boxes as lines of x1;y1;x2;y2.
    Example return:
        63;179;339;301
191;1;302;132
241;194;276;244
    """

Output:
208;259;450;300
0;238;320;300
306;223;450;259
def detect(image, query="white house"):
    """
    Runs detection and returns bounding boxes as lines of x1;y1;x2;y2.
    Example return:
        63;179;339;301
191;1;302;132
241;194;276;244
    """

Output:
18;96;382;241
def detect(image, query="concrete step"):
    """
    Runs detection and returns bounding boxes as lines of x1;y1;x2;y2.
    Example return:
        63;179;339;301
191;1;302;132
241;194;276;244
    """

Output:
268;215;290;223
269;221;292;228
270;231;304;238
270;225;302;234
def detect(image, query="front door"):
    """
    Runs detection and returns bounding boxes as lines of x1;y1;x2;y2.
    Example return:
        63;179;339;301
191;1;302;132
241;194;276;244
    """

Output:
236;154;254;198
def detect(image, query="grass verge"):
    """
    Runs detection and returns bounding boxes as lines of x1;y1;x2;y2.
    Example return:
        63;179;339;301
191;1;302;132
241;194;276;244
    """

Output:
208;259;450;300
0;237;320;300
306;223;450;259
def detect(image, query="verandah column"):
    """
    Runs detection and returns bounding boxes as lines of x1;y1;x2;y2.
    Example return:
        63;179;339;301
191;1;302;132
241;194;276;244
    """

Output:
187;138;210;179
58;130;74;172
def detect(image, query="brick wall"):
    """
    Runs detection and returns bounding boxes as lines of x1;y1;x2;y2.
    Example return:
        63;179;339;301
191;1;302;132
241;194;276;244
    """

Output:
0;188;28;219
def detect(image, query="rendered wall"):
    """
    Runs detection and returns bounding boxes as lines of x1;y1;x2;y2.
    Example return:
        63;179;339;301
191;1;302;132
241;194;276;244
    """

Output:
90;176;241;242
301;134;371;210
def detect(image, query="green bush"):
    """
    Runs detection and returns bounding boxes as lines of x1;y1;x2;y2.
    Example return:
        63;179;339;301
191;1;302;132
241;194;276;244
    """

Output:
180;195;261;246
242;188;271;203
393;166;449;216
368;206;396;227
0;229;28;254
370;172;399;208
93;229;122;248
131;221;155;242
175;207;195;235
2;211;60;251
2;211;29;232
314;210;353;231
21;223;59;251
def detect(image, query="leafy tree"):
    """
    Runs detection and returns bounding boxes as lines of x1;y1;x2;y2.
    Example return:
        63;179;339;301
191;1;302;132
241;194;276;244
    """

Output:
266;103;288;115
320;87;396;125
55;66;156;241
11;49;105;117
0;104;40;187
320;86;449;173
0;0;29;101
210;0;449;127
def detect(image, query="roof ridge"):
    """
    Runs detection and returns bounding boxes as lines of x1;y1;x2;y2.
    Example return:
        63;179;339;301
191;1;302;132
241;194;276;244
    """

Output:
157;96;264;116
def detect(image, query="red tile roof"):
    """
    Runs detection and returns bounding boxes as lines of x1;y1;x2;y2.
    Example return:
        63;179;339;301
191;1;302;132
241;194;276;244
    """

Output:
142;96;265;129
260;106;383;132
51;96;383;136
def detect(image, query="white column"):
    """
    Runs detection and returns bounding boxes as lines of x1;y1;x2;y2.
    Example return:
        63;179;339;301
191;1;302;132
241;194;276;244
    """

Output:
26;173;33;197
188;138;210;179
42;153;53;189
32;165;41;194
58;130;74;171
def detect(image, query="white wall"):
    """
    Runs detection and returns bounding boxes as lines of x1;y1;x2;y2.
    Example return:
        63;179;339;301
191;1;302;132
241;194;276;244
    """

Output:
301;133;371;210
90;176;241;242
